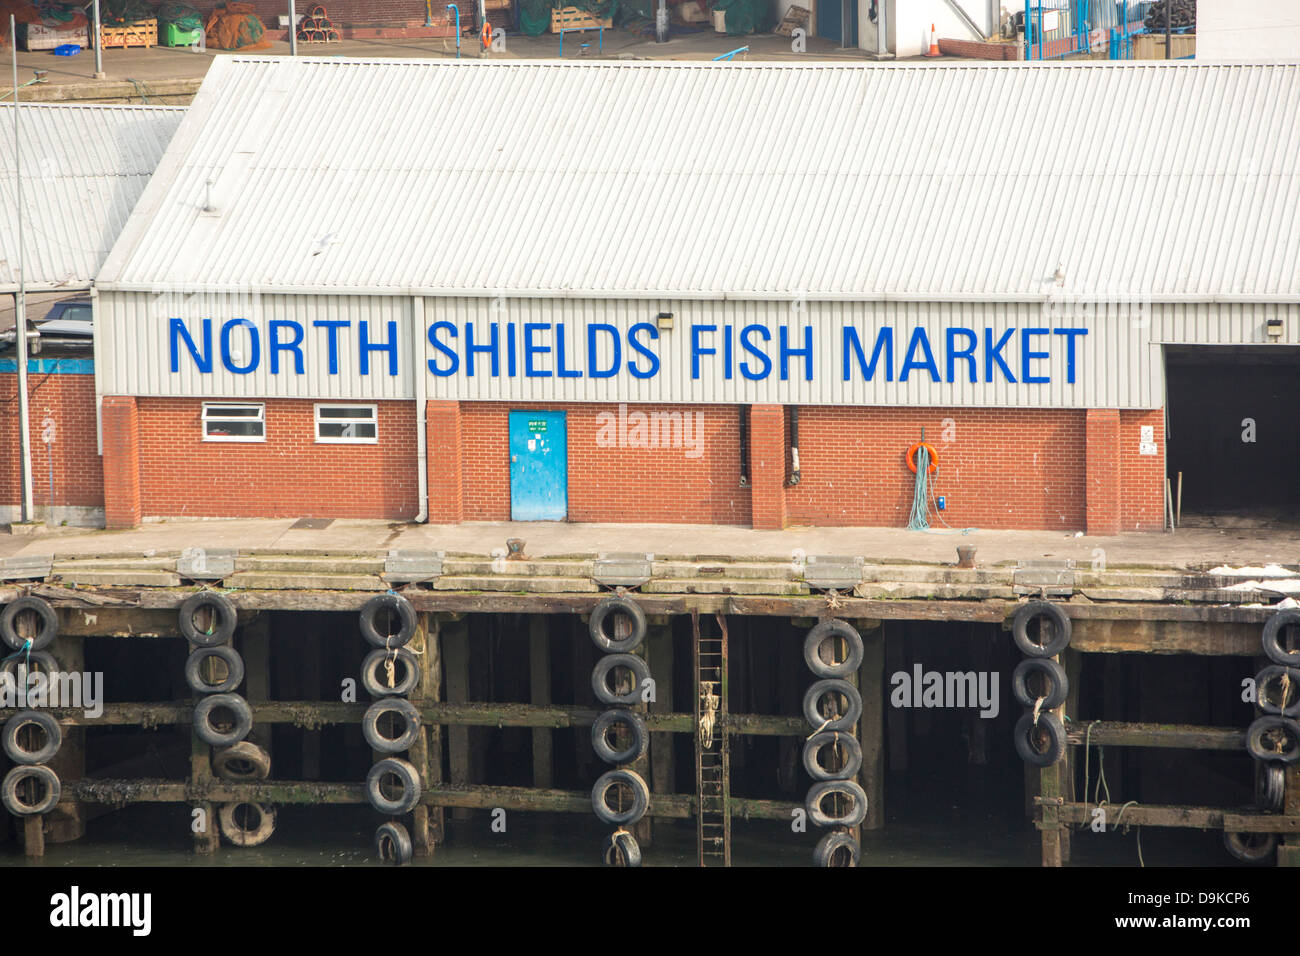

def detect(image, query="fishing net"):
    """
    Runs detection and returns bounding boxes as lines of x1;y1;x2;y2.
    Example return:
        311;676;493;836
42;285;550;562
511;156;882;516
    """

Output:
205;1;270;49
517;0;624;36
158;0;202;31
101;0;152;25
708;0;772;34
0;0;39;47
34;0;86;26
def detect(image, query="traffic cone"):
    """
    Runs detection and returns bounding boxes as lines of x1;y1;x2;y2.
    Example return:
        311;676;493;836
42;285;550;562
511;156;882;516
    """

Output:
926;23;940;57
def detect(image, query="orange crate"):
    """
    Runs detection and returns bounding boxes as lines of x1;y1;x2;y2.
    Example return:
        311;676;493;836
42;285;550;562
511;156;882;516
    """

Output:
100;18;157;48
549;6;611;32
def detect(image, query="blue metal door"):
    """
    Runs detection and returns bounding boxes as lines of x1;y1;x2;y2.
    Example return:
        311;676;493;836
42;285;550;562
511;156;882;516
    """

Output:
817;0;843;45
509;410;567;521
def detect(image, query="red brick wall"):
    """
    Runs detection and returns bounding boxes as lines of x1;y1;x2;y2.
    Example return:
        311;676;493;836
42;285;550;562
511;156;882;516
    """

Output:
136;398;418;520
749;405;787;530
1120;409;1166;532
1085;408;1121;536
0;371;103;515
427;400;463;523
459;402;751;525
102;396;140;529
784;406;1088;531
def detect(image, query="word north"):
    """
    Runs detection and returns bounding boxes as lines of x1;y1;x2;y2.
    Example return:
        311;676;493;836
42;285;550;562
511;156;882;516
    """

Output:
49;886;151;936
890;664;1000;719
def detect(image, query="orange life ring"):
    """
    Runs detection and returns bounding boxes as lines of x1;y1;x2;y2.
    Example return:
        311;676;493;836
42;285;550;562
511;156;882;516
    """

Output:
481;20;493;48
906;442;938;475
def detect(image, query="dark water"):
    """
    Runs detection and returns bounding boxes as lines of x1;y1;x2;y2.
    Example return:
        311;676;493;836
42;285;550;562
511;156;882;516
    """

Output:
0;802;1242;867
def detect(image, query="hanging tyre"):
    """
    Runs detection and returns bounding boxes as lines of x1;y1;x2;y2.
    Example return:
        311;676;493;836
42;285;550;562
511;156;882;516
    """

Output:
375;821;413;865
2;711;62;765
0;596;58;651
591;769;650;826
178;592;237;647
1262;609;1300;667
362;698;422;754
803;620;864;679
1011;601;1070;658
591;653;650;706
1255;763;1285;813
1246;716;1300;765
212;741;271;781
805;779;868;828
802;730;863;782
802;679;862;732
591;709;648;765
193;693;253;747
1012;658;1069;710
218;802;276;847
1223;828;1277;865
601;829;643;867
2;764;60;815
184;645;245;694
1014;712;1065;767
589;596;647;654
1255;665;1300;717
360;593;416;649
366;757;421;814
813;830;861;867
361;647;420;698
0;649;56;682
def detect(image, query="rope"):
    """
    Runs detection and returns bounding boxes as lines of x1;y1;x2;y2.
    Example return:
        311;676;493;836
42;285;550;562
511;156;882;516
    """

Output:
906;444;933;531
1;639;33;667
699;682;719;749
905;442;977;534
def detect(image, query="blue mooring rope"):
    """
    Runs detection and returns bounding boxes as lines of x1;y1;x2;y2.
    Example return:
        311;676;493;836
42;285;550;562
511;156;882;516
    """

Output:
906;444;976;535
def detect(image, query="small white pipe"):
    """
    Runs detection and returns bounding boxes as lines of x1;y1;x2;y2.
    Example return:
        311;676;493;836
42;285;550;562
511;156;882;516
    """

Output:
412;296;428;523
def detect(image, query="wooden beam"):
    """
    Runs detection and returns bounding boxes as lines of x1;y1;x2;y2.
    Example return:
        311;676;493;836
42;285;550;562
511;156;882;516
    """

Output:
1057;802;1300;832
62;778;797;820
647;622;675;804
1064;722;1245;750
408;613;435;856
528;615;553;790
1072;619;1259;656
859;629;885;830
442;618;472;822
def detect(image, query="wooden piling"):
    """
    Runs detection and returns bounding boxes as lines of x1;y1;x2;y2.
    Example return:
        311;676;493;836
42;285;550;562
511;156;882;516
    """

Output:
46;633;85;843
442;617;472;823
528;615;553;789
241;614;272;761
190;731;219;854
408;612;439;855
1059;648;1083;863
647;618;675;802
858;622;884;830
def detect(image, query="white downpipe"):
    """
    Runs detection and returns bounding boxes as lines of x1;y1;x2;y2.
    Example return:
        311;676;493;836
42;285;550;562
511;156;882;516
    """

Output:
413;296;428;523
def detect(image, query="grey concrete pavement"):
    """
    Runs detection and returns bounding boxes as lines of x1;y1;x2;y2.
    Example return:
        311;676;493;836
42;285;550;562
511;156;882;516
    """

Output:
2;517;1297;570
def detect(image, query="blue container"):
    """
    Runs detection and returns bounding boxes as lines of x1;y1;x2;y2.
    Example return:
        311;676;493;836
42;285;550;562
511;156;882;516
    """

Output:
52;44;81;56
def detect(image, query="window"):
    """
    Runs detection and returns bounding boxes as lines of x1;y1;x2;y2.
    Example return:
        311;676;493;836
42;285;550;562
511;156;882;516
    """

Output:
202;403;265;442
315;404;377;444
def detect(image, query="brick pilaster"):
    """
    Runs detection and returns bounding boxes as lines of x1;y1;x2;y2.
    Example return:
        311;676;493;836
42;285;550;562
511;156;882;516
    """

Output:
749;404;787;530
101;396;141;530
426;400;464;523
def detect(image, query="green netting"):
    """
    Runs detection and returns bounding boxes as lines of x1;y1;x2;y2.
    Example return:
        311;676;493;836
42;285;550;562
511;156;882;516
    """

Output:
158;1;202;31
102;0;152;25
518;0;624;37
709;0;772;34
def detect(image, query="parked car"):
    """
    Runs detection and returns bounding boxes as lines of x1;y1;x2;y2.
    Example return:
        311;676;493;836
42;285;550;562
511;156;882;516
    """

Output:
0;296;92;352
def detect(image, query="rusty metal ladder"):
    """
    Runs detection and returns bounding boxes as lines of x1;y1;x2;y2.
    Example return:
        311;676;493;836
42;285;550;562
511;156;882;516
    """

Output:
693;611;730;866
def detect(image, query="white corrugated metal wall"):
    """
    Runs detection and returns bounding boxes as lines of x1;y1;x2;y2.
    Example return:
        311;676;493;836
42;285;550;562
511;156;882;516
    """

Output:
95;290;1300;409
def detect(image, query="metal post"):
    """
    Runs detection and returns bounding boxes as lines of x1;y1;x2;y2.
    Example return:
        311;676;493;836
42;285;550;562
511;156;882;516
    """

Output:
92;0;104;79
1023;0;1029;59
289;0;297;55
10;16;35;524
1164;0;1170;58
446;4;459;58
655;0;667;42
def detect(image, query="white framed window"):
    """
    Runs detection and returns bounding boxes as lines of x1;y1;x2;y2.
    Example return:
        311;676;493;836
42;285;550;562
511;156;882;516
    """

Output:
315;403;378;444
202;402;265;442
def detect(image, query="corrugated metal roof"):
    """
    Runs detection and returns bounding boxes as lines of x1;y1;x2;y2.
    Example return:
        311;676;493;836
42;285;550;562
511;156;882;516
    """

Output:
0;103;183;293
97;58;1300;301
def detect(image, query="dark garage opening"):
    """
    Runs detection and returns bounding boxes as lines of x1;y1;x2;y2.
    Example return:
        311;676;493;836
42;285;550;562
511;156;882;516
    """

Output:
1165;345;1300;526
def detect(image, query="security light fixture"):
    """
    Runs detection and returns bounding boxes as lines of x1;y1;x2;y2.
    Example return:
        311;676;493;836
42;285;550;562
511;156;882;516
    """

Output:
1266;317;1283;340
656;312;674;330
